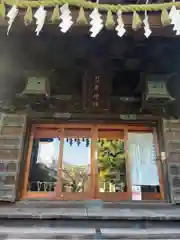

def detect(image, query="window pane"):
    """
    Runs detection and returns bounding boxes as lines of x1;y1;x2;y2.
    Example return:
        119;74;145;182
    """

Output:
97;135;127;193
28;138;60;192
61;137;91;193
128;132;160;193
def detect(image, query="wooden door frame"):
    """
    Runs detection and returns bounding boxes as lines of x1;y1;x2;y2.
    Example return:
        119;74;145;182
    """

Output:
21;123;164;201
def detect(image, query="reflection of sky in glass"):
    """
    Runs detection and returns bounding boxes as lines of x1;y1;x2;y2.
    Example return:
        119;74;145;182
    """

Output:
37;138;60;168
63;139;91;166
37;138;90;167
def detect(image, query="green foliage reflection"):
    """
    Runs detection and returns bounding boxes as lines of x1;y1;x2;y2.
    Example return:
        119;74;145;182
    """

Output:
97;139;126;192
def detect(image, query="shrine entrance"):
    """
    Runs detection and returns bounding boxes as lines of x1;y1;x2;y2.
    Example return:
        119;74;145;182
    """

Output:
22;123;164;201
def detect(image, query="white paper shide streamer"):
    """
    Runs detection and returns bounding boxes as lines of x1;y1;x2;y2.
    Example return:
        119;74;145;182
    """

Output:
90;8;103;37
59;3;73;33
115;10;126;37
143;14;152;38
34;6;47;36
7;5;19;35
169;6;180;35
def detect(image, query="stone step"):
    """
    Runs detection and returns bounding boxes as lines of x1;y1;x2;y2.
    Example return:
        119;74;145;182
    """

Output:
0;218;180;229
1;226;180;239
14;200;169;209
0;206;180;220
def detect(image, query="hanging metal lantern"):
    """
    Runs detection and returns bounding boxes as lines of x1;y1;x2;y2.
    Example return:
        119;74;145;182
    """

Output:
142;75;175;111
21;76;50;97
77;138;81;146
86;138;90;147
69;138;73;146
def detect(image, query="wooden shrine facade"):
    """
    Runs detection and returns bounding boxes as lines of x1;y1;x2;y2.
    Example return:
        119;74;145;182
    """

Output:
0;26;180;203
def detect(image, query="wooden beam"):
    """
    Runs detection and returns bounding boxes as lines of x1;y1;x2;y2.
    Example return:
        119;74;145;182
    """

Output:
25;109;161;121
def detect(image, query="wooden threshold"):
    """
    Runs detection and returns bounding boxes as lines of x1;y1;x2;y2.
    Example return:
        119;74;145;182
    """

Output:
23;192;161;201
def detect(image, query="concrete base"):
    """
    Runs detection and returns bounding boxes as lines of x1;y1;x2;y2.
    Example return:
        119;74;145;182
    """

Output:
0;201;180;239
1;226;180;239
0;204;179;220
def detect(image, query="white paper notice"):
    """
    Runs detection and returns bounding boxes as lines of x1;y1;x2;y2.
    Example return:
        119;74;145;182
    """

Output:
132;185;142;200
128;132;160;186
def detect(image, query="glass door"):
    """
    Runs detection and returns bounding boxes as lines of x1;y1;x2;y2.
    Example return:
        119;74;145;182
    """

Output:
23;124;163;201
127;131;162;200
23;126;92;200
55;128;92;200
95;128;129;201
23;127;61;198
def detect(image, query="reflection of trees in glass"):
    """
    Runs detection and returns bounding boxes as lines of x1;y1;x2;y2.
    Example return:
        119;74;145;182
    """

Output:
61;138;90;192
97;139;126;192
61;167;89;192
34;161;89;192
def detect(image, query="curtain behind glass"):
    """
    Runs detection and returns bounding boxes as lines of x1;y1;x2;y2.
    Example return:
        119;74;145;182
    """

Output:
128;133;159;186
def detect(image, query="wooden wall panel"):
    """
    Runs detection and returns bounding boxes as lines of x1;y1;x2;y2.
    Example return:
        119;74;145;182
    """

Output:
163;119;180;204
1;126;24;136
0;113;27;202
